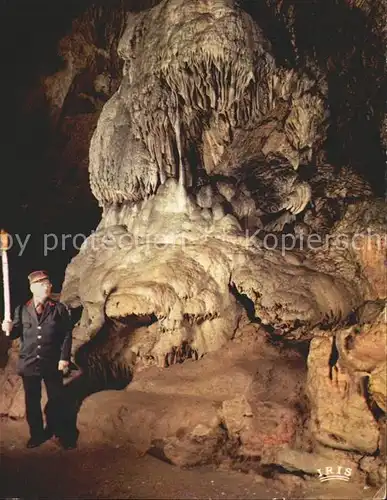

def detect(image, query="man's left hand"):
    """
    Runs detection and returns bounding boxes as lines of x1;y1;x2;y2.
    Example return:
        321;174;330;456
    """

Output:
58;360;69;372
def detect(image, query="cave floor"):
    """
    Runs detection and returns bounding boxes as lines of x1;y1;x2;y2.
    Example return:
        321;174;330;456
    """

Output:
0;418;380;500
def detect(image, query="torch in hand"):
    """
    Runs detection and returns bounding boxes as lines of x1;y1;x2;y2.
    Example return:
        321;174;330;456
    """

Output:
1;230;12;336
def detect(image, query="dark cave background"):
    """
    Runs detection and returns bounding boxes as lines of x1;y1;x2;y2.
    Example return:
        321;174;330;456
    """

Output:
0;0;385;314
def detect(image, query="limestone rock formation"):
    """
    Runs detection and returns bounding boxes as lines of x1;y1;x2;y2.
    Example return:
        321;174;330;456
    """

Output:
307;336;379;454
58;0;387;479
0;344;27;419
334;300;387;413
89;0;329;209
62;0;378;351
76;326;308;468
1;0;385;488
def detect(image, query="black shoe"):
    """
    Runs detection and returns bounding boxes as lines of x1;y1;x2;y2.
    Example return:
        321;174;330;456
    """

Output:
59;439;77;450
43;427;54;440
26;435;46;448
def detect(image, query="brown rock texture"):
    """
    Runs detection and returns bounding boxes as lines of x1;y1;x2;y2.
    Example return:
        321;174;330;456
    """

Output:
76;328;308;468
307;337;379;454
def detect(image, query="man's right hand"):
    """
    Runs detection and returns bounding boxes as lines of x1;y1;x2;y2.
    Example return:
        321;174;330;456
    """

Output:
1;320;13;335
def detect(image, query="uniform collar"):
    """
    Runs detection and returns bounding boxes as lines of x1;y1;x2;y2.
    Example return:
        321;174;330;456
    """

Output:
26;298;56;325
33;297;47;307
27;297;56;307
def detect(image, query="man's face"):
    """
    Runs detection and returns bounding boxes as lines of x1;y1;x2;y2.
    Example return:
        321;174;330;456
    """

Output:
30;279;52;300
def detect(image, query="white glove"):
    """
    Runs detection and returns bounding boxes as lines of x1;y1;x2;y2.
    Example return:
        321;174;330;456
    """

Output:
58;360;70;373
1;319;13;336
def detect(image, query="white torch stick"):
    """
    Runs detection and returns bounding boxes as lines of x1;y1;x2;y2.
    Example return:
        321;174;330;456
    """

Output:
1;230;11;336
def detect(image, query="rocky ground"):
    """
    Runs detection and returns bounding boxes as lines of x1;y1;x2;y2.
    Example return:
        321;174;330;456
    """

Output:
0;417;380;500
1;322;385;500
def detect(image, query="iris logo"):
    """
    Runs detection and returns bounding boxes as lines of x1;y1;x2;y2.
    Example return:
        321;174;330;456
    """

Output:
316;466;352;482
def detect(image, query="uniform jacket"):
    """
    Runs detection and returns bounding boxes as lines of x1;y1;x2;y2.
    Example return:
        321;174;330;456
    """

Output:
10;298;72;376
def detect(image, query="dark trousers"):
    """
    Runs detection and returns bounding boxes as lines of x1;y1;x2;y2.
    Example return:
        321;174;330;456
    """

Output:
22;372;66;440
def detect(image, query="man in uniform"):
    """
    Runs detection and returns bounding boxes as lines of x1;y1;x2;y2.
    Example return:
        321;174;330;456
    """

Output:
1;270;75;449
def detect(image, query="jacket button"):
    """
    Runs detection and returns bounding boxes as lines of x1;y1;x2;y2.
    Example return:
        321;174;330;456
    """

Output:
37;326;42;330
37;355;40;359
38;345;41;349
38;335;42;339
